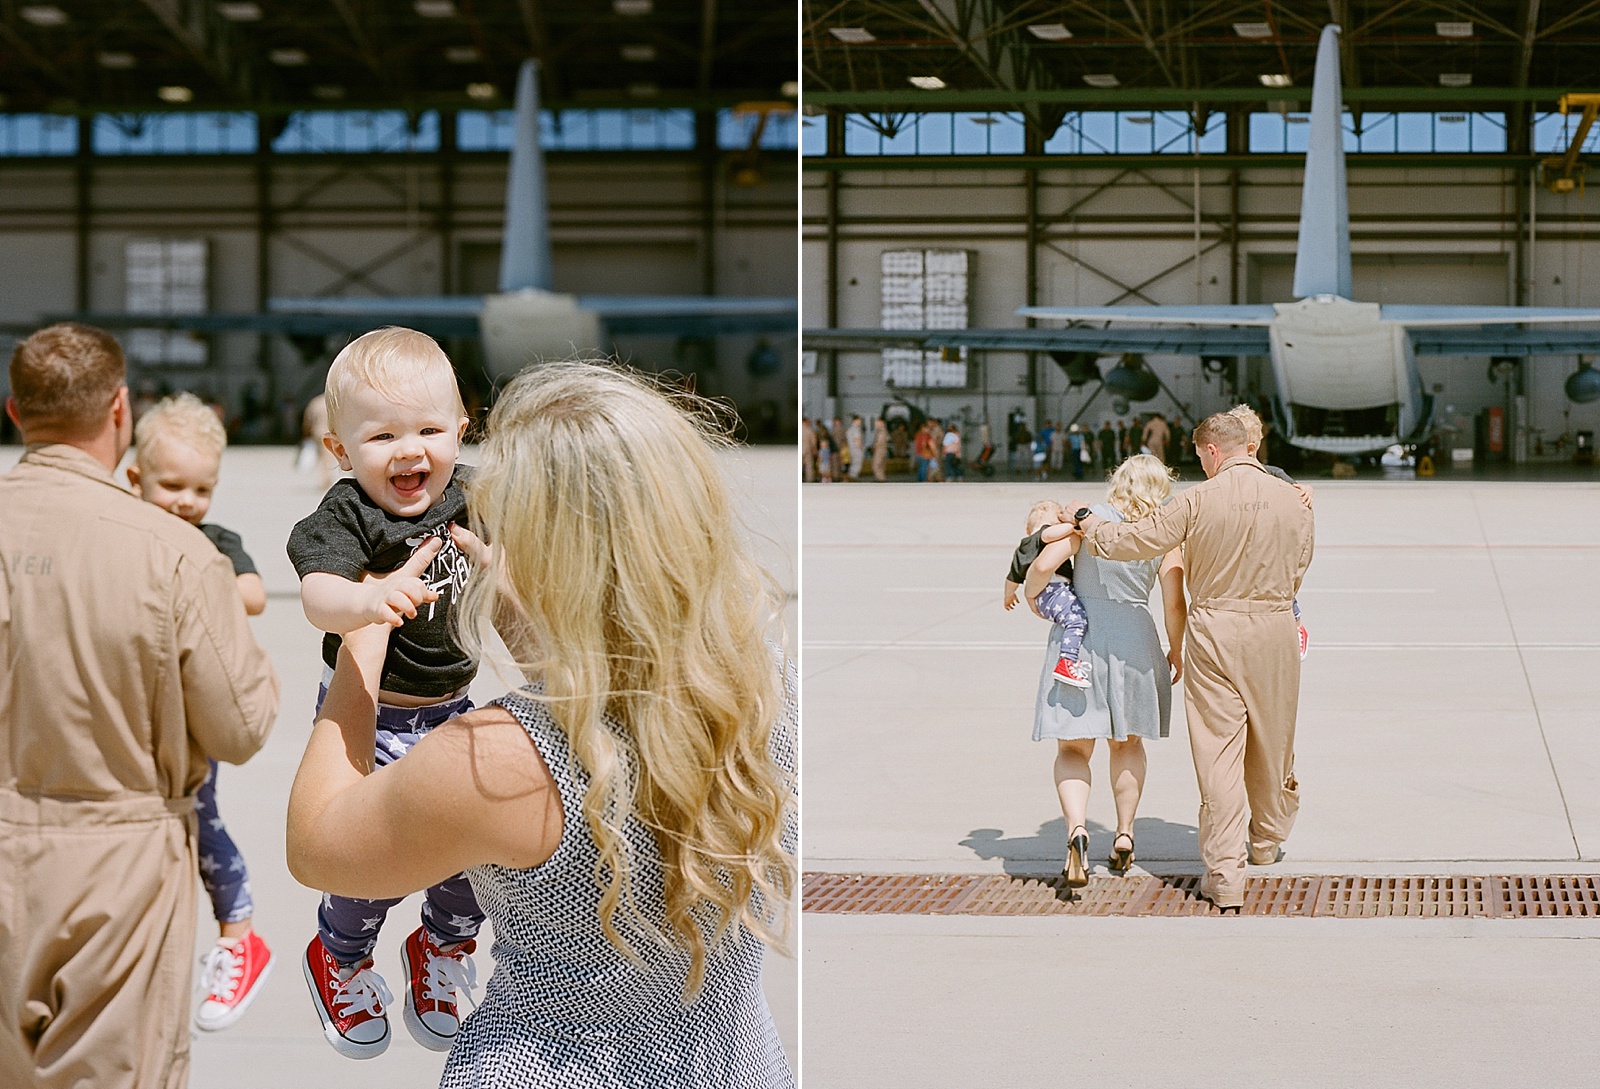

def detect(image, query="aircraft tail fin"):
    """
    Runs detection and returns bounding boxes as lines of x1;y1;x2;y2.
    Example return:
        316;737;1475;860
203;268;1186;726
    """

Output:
1292;25;1353;299
498;60;554;293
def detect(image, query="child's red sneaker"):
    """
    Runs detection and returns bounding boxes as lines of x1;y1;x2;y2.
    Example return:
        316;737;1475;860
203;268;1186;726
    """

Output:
302;935;392;1059
195;930;274;1032
400;926;478;1052
1298;623;1310;661
1052;657;1092;688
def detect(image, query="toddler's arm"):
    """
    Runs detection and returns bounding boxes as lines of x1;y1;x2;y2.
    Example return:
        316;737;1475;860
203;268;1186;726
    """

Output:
301;550;440;633
237;573;267;616
1003;579;1020;611
1038;519;1078;545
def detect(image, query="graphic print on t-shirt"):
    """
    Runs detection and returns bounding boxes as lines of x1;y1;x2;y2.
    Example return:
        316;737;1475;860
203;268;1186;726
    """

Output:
405;525;472;622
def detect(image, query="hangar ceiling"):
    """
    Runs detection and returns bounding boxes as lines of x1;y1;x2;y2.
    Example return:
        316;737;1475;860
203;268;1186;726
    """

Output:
0;0;794;114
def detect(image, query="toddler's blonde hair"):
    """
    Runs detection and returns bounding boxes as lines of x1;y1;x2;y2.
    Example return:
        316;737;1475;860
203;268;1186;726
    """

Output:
1228;403;1265;449
134;391;225;471
1025;500;1065;534
1106;453;1176;521
324;327;465;431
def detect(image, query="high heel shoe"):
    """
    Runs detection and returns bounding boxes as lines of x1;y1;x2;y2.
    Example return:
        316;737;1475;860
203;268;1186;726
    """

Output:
1107;831;1136;873
1062;827;1089;889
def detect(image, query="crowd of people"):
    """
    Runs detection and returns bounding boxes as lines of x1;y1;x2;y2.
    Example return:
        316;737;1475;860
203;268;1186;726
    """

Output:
1;323;797;1089
801;409;1187;483
1011;405;1314;912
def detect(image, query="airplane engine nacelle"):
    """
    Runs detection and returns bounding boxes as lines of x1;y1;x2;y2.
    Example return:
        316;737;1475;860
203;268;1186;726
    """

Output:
1103;356;1160;402
479;289;606;379
1567;364;1600;404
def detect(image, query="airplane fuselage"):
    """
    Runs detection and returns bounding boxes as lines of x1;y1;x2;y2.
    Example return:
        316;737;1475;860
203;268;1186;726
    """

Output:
1268;295;1429;454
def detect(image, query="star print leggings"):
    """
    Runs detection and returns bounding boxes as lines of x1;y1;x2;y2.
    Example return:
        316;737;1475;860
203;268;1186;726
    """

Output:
196;760;255;924
314;687;486;965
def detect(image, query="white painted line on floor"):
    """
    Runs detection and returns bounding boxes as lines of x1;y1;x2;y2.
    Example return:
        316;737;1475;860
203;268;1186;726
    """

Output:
807;640;1600;651
1298;588;1436;594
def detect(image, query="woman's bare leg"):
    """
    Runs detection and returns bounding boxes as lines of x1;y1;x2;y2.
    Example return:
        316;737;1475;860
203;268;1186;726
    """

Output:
1053;739;1096;845
1107;737;1148;839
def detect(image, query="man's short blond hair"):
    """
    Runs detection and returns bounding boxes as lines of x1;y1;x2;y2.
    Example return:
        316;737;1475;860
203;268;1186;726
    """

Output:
135;392;226;470
324;327;464;432
1228;403;1264;447
1192;411;1248;452
1026;499;1065;533
8;323;126;436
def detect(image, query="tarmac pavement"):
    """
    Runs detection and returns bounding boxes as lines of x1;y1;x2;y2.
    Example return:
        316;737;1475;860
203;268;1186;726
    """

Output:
2;444;797;1089
801;477;1600;1088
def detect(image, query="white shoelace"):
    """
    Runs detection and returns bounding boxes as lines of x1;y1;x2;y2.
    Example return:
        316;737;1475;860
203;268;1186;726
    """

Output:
198;945;242;1003
334;966;394;1020
422;946;478;1008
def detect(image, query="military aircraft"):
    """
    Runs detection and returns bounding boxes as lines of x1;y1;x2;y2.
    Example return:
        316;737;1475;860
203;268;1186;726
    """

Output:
805;25;1600;456
68;60;795;381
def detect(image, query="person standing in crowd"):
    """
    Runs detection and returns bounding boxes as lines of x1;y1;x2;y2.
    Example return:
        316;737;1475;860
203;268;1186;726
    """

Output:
800;417;817;482
0;323;279;1089
1047;420;1064;473
817;430;836;482
942;422;964;482
846;414;865;482
1077;412;1314;911
1142;412;1170;465
829;417;849;478
1068;424;1086;482
872;416;889;481
1118;420;1132;461
1098;420;1117;474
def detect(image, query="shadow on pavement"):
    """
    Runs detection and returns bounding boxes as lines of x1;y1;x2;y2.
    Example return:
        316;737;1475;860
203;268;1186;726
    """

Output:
961;816;1202;875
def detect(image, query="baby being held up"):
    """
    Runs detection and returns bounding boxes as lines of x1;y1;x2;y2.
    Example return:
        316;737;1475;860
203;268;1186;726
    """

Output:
1004;499;1091;688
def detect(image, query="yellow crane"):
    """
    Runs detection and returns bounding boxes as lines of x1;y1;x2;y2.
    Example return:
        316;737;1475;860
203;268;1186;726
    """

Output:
1542;93;1600;193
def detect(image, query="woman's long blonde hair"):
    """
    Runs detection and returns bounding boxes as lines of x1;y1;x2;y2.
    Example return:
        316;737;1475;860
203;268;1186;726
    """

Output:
456;361;793;998
1105;453;1176;521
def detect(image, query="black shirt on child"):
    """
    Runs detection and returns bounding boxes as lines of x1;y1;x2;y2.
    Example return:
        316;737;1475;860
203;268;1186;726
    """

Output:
1007;528;1073;584
286;465;477;699
201;524;258;576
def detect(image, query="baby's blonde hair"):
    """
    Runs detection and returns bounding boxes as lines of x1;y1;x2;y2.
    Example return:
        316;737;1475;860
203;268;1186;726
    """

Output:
134;391;225;471
324;327;465;431
1106;453;1176;521
1025;500;1065;534
1228;403;1265;448
455;360;793;999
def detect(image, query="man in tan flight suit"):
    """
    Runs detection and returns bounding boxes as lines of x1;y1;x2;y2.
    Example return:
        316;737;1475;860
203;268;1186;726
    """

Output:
1078;412;1313;909
0;324;279;1089
1141;412;1170;464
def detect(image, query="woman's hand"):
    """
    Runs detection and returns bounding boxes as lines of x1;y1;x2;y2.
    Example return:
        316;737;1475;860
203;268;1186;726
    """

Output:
449;522;491;567
1167;646;1184;684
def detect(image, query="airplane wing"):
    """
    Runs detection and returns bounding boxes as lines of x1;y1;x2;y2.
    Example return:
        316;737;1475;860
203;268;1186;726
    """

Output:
59;309;482;338
1383;305;1600;326
1017;304;1278;326
577;295;797;336
803;325;1271;355
1411;327;1600;356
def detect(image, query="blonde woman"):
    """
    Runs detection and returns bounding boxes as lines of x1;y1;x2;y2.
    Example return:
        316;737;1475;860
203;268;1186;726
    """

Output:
1022;454;1186;888
287;361;796;1087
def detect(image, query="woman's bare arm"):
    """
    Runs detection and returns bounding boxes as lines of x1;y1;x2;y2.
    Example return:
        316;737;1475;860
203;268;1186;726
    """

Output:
1158;548;1187;683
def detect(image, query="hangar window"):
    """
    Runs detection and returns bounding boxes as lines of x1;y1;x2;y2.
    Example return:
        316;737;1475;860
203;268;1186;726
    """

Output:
94;113;257;155
1249;111;1505;153
456;108;696;151
272;111;441;153
843;112;1026;155
0;113;78;156
801;112;828;156
1534;111;1600;155
1044;111;1225;154
717;107;798;150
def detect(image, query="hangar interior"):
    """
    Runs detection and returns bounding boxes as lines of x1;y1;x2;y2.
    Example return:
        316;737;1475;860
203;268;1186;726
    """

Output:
0;0;797;442
802;0;1600;470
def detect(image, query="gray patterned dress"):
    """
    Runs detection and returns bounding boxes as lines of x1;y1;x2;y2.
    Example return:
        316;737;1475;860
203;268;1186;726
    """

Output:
440;677;797;1089
1032;503;1172;742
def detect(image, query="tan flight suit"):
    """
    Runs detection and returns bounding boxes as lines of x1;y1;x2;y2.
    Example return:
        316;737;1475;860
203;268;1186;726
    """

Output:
1084;455;1313;906
1141;416;1170;464
0;445;279;1089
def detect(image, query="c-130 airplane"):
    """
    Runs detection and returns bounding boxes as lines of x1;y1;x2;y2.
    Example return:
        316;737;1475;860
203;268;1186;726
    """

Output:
806;24;1600;456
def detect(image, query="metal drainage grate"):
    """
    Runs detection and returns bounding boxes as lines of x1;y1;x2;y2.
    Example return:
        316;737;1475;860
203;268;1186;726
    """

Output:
802;873;1600;918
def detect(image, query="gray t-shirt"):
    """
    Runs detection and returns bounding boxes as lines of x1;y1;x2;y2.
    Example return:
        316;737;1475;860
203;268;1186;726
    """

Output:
201;523;257;576
287;465;476;698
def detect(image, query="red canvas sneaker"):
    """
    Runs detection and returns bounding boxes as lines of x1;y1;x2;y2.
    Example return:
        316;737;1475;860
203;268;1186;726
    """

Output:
195;930;275;1032
400;927;478;1052
302;935;392;1059
1298;623;1310;660
1052;656;1092;689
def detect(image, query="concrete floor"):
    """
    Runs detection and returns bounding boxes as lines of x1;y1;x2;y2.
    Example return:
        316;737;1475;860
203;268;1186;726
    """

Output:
801;478;1600;1087
2;444;797;1089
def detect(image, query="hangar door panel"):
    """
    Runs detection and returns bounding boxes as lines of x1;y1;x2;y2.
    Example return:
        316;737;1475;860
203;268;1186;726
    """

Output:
1249;253;1509;305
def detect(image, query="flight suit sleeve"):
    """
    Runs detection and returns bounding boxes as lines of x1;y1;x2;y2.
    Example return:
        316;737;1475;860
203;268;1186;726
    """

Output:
1293;506;1315;594
175;547;280;765
1085;490;1196;562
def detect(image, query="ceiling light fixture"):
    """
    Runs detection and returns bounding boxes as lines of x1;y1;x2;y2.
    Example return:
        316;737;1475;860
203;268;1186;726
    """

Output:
445;46;480;63
216;2;261;20
781;80;799;98
313;85;346;100
1439;72;1472;87
908;75;946;90
269;48;308;66
628;82;660;98
98;52;136;69
1027;24;1072;41
830;27;876;44
158;85;193;103
1259;73;1293;87
414;0;458;17
1082;73;1119;88
1436;21;1473;37
21;5;67;26
613;0;652;13
466;82;497;99
1233;22;1272;38
621;44;657;62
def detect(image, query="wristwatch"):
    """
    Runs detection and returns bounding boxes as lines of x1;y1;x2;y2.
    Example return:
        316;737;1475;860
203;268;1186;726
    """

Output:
1074;506;1093;526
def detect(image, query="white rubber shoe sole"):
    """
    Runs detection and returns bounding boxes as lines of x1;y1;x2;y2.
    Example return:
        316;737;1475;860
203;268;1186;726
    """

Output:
399;939;457;1053
195;953;275;1033
302;951;390;1059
